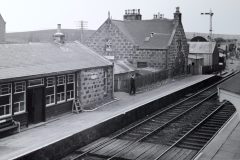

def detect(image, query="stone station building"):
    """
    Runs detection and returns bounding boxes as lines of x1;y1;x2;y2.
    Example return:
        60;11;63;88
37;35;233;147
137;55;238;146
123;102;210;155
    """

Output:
86;7;189;76
0;26;113;128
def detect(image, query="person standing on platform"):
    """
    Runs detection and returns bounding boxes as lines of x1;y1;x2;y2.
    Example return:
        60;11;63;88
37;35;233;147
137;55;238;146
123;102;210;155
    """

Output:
129;74;136;95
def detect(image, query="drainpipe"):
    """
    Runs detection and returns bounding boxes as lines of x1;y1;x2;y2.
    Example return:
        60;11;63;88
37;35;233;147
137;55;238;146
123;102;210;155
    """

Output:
112;63;115;99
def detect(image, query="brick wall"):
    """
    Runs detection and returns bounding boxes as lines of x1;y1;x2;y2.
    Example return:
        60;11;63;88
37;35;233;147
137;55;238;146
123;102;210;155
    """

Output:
77;66;113;108
168;23;189;75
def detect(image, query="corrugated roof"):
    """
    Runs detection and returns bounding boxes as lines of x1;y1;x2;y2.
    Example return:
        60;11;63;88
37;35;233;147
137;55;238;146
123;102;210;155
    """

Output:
111;19;175;49
0;42;112;80
189;42;216;54
218;72;240;95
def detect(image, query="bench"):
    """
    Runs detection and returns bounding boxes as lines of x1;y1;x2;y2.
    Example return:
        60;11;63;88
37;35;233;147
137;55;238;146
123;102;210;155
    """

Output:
0;117;20;138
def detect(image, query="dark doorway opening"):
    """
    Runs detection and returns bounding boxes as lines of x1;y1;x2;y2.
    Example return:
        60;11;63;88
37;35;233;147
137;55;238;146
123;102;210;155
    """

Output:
27;87;45;124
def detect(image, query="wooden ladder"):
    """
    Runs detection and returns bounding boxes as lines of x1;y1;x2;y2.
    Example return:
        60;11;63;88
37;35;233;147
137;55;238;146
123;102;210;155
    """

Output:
72;99;82;113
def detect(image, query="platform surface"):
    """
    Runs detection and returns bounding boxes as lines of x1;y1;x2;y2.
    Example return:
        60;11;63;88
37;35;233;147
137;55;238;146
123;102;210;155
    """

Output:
0;74;213;160
198;121;240;160
218;72;240;95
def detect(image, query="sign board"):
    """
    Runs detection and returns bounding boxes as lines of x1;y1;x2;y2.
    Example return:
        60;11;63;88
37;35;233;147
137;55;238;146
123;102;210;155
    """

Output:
90;74;98;80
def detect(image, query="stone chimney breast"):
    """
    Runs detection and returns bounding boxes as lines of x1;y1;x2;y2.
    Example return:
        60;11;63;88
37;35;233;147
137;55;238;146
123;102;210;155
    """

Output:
174;7;182;24
123;9;142;20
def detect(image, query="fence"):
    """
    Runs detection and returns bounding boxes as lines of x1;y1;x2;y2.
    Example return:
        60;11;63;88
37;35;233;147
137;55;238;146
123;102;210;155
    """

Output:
202;64;225;74
114;69;170;92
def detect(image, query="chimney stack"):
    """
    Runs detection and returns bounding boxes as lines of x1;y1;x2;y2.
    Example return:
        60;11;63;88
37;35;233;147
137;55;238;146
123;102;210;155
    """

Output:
174;7;182;24
123;9;142;20
53;24;65;44
57;24;61;33
153;12;164;19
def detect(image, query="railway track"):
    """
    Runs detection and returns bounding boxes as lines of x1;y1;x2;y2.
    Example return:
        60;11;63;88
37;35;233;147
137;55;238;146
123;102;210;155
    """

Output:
154;102;235;160
61;72;237;160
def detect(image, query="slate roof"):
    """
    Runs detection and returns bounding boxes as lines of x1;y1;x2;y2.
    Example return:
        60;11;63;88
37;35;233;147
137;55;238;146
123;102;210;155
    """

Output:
0;42;112;81
189;42;216;54
114;60;135;75
111;19;175;49
0;14;5;23
188;54;204;59
218;72;240;95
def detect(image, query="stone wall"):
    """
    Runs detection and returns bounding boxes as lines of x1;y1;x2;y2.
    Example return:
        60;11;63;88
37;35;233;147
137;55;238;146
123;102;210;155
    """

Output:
0;16;5;43
85;19;135;60
86;19;168;70
86;19;188;73
168;23;189;75
77;66;113;108
135;49;167;69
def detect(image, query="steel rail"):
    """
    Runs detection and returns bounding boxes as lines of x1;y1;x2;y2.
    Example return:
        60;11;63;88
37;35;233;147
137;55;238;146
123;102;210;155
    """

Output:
152;101;227;160
71;71;237;160
106;92;217;160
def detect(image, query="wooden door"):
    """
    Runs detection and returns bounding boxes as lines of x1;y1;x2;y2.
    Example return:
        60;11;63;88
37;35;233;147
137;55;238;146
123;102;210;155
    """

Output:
27;87;45;124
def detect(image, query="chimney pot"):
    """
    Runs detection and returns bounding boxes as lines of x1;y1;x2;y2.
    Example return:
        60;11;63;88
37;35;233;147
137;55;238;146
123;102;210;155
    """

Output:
174;7;182;24
176;7;180;13
53;24;65;44
57;24;61;33
123;9;142;20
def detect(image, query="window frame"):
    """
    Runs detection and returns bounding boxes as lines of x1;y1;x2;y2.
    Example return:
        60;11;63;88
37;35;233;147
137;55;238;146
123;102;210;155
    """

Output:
67;74;75;101
28;78;44;88
46;77;56;107
0;83;12;118
57;75;66;103
13;81;26;115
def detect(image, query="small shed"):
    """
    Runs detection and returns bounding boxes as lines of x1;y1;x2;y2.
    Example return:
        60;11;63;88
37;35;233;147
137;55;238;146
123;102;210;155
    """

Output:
188;54;204;75
188;42;219;74
114;60;135;91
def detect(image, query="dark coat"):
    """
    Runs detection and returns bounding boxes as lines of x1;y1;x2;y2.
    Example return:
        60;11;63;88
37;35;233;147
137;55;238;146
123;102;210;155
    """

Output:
130;77;135;88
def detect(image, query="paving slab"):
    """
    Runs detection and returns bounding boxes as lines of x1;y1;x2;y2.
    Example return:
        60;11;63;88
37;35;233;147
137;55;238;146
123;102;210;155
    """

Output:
0;74;213;160
209;122;240;160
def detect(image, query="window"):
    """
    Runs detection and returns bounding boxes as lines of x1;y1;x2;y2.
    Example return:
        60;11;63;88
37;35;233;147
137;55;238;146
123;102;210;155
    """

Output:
105;39;112;52
0;84;12;118
28;78;44;87
137;62;148;68
67;74;75;100
46;77;55;106
57;76;66;103
104;70;108;94
13;82;26;114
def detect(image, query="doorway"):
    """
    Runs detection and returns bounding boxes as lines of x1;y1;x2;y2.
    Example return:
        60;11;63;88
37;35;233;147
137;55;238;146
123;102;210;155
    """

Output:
27;87;45;124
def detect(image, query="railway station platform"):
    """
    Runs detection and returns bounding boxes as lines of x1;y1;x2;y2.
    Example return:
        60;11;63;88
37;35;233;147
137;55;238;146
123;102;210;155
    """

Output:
0;74;215;160
196;72;240;160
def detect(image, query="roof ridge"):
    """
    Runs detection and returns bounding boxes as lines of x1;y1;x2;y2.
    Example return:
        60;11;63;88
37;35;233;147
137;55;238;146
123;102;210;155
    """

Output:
111;18;174;22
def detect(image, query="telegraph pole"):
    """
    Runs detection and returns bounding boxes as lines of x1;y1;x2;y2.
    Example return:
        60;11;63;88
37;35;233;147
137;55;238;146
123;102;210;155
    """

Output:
76;20;88;42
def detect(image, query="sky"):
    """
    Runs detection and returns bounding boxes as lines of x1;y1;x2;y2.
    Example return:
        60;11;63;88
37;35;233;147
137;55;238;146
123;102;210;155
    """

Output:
0;0;239;34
